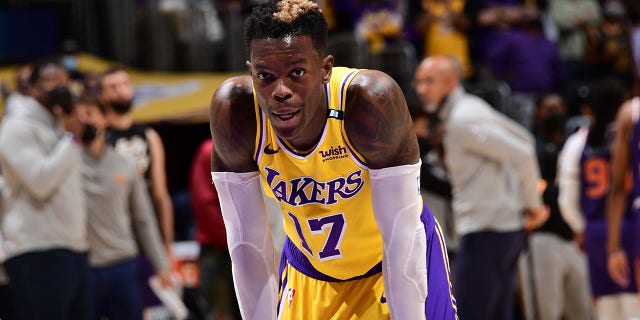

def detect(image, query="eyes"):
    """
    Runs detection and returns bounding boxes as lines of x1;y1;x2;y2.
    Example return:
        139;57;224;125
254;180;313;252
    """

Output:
255;68;306;83
291;69;305;77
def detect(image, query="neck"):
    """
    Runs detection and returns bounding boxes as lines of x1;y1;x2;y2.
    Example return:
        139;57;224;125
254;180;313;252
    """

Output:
284;88;328;152
107;112;133;130
87;136;106;159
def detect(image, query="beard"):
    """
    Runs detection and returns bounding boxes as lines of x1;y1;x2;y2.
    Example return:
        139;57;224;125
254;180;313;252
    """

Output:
110;100;133;114
423;102;440;115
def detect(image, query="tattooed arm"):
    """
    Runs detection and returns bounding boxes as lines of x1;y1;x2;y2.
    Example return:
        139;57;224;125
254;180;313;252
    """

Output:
210;76;259;173
209;76;278;320
344;70;420;169
345;70;428;319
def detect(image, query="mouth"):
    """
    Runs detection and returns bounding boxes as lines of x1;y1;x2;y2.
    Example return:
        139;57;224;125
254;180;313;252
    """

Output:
272;110;300;123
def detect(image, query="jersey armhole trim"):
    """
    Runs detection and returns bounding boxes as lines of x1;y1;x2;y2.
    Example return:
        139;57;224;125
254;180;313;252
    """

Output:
336;69;368;167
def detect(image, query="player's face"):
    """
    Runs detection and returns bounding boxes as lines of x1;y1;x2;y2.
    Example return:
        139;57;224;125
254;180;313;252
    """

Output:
248;35;332;150
100;70;134;104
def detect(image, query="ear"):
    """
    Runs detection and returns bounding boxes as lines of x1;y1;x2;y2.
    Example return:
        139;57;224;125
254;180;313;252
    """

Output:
321;55;334;83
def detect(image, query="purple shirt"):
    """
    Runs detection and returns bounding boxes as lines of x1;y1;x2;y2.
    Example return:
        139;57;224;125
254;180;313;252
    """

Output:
486;29;565;94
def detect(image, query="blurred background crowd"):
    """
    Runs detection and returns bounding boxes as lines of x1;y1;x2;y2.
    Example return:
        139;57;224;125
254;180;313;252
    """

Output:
1;0;640;319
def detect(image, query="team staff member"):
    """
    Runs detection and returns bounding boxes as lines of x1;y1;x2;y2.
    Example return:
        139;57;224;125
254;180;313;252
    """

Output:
414;55;548;320
0;59;90;320
73;96;173;320
99;67;175;309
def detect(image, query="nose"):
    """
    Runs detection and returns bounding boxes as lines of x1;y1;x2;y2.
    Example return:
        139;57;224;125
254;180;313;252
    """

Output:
414;79;429;93
273;79;293;103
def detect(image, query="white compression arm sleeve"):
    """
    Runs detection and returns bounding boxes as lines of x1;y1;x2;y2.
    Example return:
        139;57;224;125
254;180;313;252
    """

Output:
369;162;427;319
211;171;278;320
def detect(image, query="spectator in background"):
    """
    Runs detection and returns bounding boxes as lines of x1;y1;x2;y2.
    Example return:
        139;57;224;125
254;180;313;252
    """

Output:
73;95;173;320
629;1;640;95
82;72;101;98
549;0;601;82
0;59;90;320
189;138;240;320
485;8;565;131
2;64;32;116
560;78;640;319
585;0;632;86
519;93;593;320
99;66;175;312
413;55;548;320
413;0;472;79
330;0;405;53
463;0;527;80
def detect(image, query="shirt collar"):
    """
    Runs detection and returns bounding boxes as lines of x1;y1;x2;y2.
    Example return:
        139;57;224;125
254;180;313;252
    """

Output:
438;86;465;122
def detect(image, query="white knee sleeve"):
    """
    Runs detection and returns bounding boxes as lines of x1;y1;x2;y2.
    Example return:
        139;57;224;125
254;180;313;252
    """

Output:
369;162;427;319
211;171;278;320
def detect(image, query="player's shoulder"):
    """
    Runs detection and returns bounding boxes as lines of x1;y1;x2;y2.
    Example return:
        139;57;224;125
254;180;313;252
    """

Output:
209;76;255;121
343;69;418;168
209;75;258;172
213;75;253;100
210;75;255;124
347;69;397;99
343;69;404;120
614;97;638;130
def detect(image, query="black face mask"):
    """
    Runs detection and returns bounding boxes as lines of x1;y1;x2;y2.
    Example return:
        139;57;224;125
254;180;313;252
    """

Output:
47;86;73;115
540;112;566;136
80;123;98;145
110;100;132;114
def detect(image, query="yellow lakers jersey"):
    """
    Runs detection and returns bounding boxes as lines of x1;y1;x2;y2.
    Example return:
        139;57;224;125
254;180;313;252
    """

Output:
253;67;384;280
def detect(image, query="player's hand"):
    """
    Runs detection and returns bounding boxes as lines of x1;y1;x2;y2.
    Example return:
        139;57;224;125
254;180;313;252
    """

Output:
608;249;631;288
523;206;550;232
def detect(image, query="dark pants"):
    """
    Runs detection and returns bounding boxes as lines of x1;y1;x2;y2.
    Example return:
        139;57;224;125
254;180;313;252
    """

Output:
91;258;142;320
0;282;14;320
454;230;526;320
4;249;90;320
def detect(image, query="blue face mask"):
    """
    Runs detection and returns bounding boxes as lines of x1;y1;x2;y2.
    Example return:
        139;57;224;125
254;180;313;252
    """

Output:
61;55;78;71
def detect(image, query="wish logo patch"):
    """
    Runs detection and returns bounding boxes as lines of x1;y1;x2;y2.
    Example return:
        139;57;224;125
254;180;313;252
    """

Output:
318;145;348;162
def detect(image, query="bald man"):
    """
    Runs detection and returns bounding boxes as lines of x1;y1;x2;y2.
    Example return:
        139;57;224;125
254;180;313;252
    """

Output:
414;56;549;320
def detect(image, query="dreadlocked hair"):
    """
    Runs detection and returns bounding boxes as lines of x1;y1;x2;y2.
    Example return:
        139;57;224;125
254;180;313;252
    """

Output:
244;0;328;56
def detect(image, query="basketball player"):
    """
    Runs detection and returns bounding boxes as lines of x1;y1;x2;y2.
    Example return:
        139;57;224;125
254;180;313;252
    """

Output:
607;88;640;298
559;79;639;319
208;0;457;319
